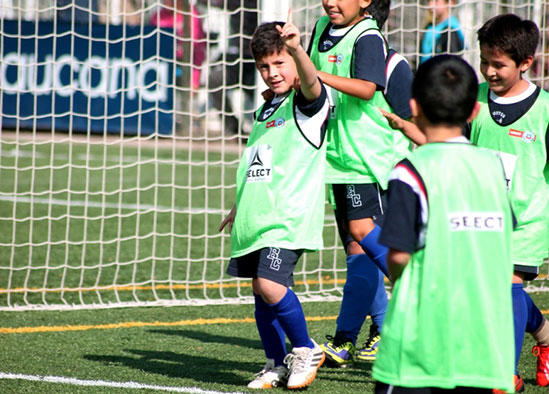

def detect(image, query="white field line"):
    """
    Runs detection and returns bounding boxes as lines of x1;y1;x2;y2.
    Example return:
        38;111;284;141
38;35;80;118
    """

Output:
0;195;337;221
0;372;245;394
0;195;221;214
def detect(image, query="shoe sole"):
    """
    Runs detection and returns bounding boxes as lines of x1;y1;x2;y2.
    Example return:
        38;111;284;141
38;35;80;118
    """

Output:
287;352;326;390
320;345;354;366
356;355;376;361
324;357;353;368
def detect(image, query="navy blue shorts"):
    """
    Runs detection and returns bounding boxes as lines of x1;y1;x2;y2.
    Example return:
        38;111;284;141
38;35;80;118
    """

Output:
333;183;386;233
514;264;539;281
227;247;304;287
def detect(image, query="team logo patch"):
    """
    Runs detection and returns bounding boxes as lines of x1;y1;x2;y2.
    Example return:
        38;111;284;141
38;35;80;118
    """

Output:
267;247;282;271
346;185;362;208
328;54;344;65
266;118;285;128
245;145;272;183
448;212;504;231
508;128;536;143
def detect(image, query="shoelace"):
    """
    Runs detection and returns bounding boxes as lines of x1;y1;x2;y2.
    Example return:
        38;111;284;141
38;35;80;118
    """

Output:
284;351;308;374
363;330;380;349
325;334;349;348
254;362;274;378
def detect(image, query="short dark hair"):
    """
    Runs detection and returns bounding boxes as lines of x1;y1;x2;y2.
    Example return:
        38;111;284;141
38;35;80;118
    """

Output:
477;14;539;66
412;55;478;126
365;0;391;29
250;21;286;62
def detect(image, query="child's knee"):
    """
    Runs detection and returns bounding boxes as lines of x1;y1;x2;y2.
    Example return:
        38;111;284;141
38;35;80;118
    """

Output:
253;277;288;305
348;218;376;242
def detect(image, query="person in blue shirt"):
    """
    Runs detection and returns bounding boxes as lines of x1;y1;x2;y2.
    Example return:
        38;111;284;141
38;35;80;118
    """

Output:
419;0;465;64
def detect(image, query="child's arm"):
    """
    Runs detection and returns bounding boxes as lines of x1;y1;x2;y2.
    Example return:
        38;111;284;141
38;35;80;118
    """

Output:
277;9;322;101
379;107;427;146
387;248;411;283
219;204;236;232
317;71;377;101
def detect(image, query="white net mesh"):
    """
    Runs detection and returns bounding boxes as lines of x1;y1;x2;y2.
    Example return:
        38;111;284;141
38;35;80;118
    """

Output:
0;0;547;310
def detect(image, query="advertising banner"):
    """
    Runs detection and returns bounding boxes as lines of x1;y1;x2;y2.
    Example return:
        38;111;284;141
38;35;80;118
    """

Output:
1;20;174;135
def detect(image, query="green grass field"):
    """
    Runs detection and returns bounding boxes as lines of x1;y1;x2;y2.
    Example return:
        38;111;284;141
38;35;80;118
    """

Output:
1;133;548;393
0;134;348;310
1;296;549;393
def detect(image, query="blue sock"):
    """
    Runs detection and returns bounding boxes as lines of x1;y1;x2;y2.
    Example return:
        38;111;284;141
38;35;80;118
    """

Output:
523;289;544;334
336;254;379;344
268;288;313;349
512;283;527;374
254;293;287;366
369;269;388;329
358;225;389;278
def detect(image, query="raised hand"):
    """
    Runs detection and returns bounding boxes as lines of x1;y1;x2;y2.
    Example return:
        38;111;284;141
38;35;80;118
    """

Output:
276;9;300;51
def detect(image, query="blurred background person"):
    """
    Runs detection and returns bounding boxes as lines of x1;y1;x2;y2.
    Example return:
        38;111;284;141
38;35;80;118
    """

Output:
419;0;464;64
150;0;206;90
200;0;258;137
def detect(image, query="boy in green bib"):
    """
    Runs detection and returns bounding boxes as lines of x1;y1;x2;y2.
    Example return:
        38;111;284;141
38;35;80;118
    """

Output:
373;55;515;393
219;11;329;390
307;0;412;366
468;14;549;392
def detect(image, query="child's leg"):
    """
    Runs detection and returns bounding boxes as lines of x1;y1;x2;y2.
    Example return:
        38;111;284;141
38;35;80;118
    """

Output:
251;248;313;349
524;285;549;387
512;283;527;374
253;292;287;366
268;287;313;349
335;252;379;344
369;269;388;328
355;222;389;278
523;288;545;336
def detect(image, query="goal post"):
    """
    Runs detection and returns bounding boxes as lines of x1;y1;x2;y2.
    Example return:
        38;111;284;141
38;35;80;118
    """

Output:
0;0;547;311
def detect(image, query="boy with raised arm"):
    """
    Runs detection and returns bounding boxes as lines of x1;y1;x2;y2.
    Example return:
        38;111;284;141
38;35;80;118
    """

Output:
219;10;330;390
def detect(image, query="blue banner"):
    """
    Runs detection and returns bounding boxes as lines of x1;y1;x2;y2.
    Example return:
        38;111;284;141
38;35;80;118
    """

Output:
1;20;174;135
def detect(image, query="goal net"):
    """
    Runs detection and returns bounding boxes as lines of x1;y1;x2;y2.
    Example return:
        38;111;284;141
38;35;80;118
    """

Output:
0;0;547;311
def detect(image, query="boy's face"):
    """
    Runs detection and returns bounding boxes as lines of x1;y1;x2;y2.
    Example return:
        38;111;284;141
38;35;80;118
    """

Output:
479;44;533;97
255;49;298;96
428;0;451;23
322;0;371;27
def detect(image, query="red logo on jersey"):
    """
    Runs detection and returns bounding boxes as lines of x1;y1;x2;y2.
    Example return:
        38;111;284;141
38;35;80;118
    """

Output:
508;128;536;143
266;120;276;128
328;55;338;63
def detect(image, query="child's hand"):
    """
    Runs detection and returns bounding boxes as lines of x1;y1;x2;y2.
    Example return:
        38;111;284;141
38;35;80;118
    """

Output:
219;205;236;232
379;108;405;130
276;9;300;51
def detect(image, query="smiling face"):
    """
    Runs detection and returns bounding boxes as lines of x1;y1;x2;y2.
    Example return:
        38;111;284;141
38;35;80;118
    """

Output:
322;0;371;28
479;44;533;97
255;49;298;96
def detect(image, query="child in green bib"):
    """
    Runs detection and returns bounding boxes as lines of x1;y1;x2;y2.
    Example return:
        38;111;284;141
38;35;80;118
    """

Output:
373;54;515;394
307;0;412;367
469;14;549;392
219;11;330;390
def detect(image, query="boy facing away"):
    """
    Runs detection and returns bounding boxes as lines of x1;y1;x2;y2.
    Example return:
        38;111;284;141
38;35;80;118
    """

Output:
373;54;515;394
218;11;330;391
468;14;549;392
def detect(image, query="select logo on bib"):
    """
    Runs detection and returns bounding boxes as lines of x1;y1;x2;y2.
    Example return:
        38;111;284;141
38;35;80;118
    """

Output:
509;128;536;143
245;145;273;183
327;54;344;65
448;212;504;231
